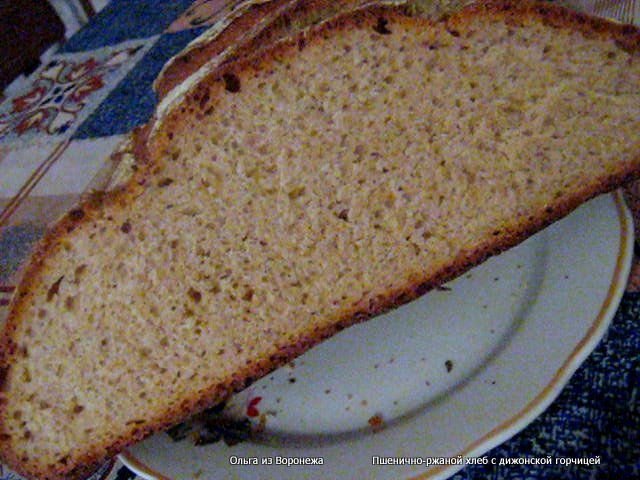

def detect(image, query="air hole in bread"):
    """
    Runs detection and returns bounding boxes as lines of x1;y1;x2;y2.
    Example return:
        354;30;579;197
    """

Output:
373;17;392;35
446;27;460;37
242;288;254;302
223;73;241;93
74;264;87;283
188;288;202;303
64;296;75;312
46;276;64;302
336;209;349;221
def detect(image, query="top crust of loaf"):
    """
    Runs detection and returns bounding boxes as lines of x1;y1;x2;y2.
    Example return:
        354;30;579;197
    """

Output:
152;0;416;127
154;0;296;99
1;2;639;479
154;0;640;101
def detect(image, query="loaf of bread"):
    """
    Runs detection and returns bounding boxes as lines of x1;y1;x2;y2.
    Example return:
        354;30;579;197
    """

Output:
1;1;639;478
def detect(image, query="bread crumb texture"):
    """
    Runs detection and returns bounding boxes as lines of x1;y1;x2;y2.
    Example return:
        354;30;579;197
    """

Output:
1;3;639;478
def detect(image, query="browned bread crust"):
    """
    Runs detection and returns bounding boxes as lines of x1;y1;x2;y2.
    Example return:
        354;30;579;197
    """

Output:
154;0;295;99
0;2;639;479
154;0;640;101
154;0;414;101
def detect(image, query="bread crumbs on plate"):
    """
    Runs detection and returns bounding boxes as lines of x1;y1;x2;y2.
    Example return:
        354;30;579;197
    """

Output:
445;359;454;372
368;414;384;432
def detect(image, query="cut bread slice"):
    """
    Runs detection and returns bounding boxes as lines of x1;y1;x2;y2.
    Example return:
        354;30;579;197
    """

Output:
1;1;639;479
153;0;473;101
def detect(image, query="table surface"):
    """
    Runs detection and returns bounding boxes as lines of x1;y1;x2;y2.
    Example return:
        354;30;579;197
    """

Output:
0;1;638;479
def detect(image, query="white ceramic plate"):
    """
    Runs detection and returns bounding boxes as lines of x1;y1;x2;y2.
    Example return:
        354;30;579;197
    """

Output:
121;191;632;480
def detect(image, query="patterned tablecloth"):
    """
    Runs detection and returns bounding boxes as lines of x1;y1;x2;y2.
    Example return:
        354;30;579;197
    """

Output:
0;0;638;479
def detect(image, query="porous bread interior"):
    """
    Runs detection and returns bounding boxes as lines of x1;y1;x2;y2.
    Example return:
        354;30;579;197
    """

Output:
2;7;640;477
